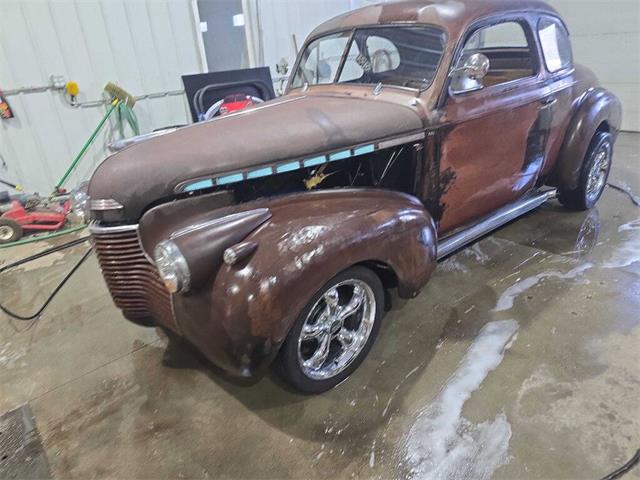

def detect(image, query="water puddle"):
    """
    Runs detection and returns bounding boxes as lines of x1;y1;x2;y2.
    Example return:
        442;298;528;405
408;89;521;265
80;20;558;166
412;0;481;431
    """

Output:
493;263;592;312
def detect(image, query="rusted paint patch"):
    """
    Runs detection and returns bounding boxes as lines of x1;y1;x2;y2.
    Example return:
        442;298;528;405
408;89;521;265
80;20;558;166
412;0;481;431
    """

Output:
424;128;457;224
379;1;421;23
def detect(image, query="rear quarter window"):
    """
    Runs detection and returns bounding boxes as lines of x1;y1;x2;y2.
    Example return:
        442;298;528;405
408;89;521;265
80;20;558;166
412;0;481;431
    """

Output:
538;17;573;72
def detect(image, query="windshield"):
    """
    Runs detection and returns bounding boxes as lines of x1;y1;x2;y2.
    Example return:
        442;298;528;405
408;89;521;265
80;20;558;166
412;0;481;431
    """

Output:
290;26;446;90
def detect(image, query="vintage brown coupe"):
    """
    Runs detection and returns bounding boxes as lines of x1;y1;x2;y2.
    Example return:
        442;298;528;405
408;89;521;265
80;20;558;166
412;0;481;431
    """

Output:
86;0;621;393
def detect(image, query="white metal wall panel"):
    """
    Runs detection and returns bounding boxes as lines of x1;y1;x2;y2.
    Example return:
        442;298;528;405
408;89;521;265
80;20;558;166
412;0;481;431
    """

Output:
546;0;639;132
0;0;203;194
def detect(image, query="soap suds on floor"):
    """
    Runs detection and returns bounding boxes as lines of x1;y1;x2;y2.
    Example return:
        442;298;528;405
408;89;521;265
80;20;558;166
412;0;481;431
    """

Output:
0;342;28;369
493;264;592;312
439;258;469;274
463;244;490;264
603;218;640;268
405;320;519;480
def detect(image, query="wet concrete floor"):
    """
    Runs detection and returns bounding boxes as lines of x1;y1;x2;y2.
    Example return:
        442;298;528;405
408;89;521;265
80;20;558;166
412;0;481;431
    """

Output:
1;133;638;479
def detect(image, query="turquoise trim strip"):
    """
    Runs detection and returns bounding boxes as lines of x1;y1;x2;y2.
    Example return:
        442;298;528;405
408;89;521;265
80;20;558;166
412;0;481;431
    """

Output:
184;179;213;191
353;144;375;156
303;156;326;168
180;142;380;192
216;173;244;185
329;150;351;162
276;161;301;173
247;167;273;179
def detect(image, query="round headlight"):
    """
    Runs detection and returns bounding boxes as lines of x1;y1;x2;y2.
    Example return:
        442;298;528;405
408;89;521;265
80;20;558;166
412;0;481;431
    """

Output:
154;241;191;294
70;184;90;223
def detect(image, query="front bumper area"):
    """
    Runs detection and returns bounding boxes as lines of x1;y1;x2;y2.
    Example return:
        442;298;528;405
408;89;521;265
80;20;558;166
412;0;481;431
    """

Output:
90;223;178;331
90;222;277;377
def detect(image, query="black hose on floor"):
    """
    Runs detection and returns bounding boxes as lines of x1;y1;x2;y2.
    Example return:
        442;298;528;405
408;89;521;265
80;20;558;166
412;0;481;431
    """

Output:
608;183;640;208
0;237;92;321
0;236;90;274
600;448;640;480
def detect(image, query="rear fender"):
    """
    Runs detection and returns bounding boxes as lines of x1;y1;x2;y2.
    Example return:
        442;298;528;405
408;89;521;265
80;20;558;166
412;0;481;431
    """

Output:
553;88;622;190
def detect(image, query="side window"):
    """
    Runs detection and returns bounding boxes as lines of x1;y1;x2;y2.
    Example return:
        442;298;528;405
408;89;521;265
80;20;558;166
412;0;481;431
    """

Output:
339;41;365;82
466;22;529;49
291;32;351;88
451;21;536;93
538;17;573;72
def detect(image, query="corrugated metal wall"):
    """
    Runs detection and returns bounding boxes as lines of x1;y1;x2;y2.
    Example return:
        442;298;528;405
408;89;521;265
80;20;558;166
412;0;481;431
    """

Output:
0;0;204;194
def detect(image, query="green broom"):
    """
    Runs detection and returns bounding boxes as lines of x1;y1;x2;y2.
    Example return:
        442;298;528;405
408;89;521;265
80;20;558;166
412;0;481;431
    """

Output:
53;82;138;195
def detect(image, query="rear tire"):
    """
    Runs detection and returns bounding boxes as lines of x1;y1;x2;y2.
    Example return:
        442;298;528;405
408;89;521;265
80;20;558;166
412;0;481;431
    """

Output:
559;131;613;210
275;266;384;394
0;218;22;244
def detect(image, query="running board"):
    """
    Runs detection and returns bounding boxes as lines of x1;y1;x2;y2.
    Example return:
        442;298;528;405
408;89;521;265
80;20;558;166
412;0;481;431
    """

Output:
437;188;557;260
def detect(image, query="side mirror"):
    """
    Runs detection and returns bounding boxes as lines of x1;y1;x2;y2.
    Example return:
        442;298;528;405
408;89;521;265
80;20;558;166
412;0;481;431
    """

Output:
449;53;490;94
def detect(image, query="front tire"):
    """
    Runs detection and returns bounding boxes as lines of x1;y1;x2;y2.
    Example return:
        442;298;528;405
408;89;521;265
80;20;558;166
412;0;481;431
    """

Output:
275;266;384;394
559;131;613;210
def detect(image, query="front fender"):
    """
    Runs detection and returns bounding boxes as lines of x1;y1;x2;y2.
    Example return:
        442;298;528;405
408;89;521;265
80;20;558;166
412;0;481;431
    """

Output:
172;189;437;376
554;88;622;190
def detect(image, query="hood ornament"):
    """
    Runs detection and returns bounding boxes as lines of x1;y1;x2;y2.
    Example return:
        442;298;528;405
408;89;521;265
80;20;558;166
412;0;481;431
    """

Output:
373;82;383;96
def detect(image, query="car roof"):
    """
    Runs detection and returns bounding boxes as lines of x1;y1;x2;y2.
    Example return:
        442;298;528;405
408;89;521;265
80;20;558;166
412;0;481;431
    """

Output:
309;0;560;39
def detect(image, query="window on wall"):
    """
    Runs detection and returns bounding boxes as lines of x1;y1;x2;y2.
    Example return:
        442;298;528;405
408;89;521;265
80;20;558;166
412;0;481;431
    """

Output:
453;21;536;90
538;17;573;72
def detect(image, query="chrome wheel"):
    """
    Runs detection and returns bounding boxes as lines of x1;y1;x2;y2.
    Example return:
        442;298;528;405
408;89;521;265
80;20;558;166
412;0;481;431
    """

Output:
297;279;376;380
586;143;611;204
0;225;14;241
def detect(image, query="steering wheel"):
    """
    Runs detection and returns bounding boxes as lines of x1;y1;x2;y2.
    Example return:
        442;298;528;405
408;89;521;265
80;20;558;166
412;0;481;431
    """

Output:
371;49;392;73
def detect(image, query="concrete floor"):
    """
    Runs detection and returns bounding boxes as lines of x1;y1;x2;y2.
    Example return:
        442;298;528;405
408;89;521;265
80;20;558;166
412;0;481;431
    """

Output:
1;133;638;479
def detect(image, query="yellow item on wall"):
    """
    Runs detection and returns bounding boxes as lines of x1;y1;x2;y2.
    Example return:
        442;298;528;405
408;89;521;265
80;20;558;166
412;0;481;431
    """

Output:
65;82;79;97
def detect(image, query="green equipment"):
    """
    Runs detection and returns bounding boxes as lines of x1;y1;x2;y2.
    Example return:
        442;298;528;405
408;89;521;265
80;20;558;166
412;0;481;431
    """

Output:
53;82;139;195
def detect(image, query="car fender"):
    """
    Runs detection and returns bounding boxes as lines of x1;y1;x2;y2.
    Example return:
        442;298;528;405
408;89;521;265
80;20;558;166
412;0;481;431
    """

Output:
170;189;437;376
554;88;622;191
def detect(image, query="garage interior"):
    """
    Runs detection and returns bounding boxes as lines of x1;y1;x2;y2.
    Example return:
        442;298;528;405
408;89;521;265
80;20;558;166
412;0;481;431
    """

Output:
0;1;639;479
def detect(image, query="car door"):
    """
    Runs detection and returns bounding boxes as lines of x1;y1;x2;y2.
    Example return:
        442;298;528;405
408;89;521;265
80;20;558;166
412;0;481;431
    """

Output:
535;15;576;178
434;18;554;234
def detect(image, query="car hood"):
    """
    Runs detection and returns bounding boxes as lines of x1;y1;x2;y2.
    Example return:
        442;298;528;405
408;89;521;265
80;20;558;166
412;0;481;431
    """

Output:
88;93;423;222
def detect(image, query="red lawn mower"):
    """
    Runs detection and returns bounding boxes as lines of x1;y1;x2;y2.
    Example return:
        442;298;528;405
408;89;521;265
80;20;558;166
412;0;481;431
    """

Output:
0;82;135;246
0;193;70;244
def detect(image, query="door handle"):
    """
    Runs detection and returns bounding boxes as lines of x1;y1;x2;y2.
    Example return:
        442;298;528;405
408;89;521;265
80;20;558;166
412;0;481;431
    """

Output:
541;97;557;106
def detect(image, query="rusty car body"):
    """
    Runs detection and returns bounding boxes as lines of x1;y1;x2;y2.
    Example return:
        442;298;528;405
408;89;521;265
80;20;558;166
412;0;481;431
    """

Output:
86;0;621;392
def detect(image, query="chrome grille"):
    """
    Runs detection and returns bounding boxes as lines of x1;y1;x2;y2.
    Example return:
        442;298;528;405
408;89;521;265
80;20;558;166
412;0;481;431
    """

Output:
90;224;179;332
